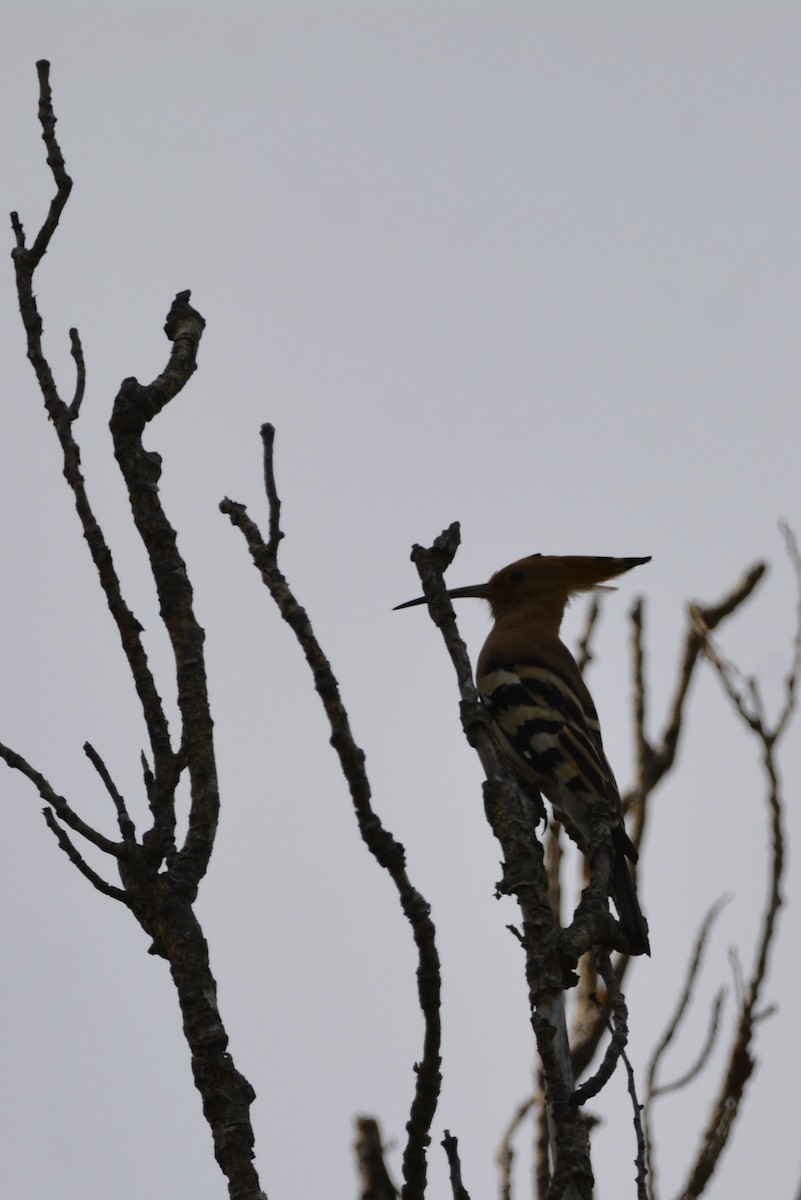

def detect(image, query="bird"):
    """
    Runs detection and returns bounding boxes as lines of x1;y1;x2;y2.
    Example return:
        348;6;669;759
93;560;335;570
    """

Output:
396;553;651;956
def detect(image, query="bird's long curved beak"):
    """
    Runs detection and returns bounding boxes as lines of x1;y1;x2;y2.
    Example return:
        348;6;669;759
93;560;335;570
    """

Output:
394;583;491;611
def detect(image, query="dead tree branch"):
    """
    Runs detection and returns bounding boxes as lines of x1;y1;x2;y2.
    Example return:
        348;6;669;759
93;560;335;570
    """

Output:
642;897;728;1197
7;61;265;1200
442;1131;472;1200
670;529;797;1200
354;1117;399;1200
496;1093;538;1200
568;563;766;1084
570;956;627;1108
221;425;442;1200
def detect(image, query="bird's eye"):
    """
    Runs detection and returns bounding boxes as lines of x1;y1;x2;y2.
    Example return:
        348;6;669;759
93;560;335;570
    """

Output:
509;570;525;583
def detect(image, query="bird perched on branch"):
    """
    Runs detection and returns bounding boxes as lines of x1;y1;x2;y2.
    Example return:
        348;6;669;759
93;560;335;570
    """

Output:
396;553;651;956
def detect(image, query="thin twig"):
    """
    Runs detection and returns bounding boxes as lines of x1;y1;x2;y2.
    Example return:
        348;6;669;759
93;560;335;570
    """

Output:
774;521;801;738
654;989;726;1098
570;955;627;1107
10;60;176;834
0;741;122;857
442;1131;472;1200
68;327;85;417
354;1116;399;1200
642;896;730;1196
575;596;600;675
630;598;651;785
496;1093;538;1200
645;896;729;1099
42;808;129;903
578;962;646;1199
83;742;137;843
261;422;283;553
620;1042;648;1200
14;61;73;267
645;562;767;793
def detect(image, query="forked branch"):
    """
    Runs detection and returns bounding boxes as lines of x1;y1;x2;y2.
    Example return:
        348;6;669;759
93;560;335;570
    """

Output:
7;61;265;1200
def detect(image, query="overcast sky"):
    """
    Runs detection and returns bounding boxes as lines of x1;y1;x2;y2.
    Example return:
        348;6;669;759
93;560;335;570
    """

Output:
2;3;800;1198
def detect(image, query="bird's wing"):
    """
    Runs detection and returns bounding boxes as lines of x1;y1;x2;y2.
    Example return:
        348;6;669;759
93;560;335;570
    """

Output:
478;650;636;860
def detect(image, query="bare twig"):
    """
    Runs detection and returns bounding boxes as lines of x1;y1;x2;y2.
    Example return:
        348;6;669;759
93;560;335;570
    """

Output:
0;741;122;858
646;897;729;1096
222;426;442;1200
10;60;73;276
83;742;137;843
774;521;801;738
9;62;176;840
42;808;130;904
442;1131;472;1200
496;1093;538;1200
570;956;627;1107
659;989;726;1100
261;422;283;553
638;562;767;799
534;1070;551;1200
642;898;728;1198
575;597;600;675
68;327;85;417
354;1116;398;1200
619;1043;648;1200
645;896;729;1097
630;599;651;780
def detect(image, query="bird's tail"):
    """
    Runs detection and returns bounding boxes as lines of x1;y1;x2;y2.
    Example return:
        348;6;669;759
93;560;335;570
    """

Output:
611;855;651;956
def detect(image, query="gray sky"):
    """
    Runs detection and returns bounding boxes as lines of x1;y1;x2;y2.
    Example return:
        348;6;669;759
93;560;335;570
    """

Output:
2;3;800;1197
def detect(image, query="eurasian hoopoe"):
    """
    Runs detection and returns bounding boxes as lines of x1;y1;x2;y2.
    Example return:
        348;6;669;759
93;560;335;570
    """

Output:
397;553;651;956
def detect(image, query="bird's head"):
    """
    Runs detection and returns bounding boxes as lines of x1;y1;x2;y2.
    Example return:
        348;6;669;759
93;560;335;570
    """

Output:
396;554;650;631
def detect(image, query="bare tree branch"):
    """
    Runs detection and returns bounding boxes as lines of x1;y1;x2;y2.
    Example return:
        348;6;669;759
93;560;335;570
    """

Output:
568;563;767;1085
646;896;729;1097
83;742;137;844
109;289;214;890
68;326;86;418
442;1131;472;1200
637;561;767;800
496;1093;538;1200
354;1116;399;1200
575;597;600;675
619;1043;648;1200
221;425;442;1200
8;64;266;1200
0;740;122;857
9;61;176;851
669;531;797;1200
570;956;627;1108
42;808;130;904
642;898;728;1200
658;990;726;1100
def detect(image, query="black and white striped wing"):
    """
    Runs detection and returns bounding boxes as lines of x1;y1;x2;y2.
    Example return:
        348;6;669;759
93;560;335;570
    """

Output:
478;653;618;840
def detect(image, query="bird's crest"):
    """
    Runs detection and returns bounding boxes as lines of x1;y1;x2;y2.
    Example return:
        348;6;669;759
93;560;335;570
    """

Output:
479;555;650;630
